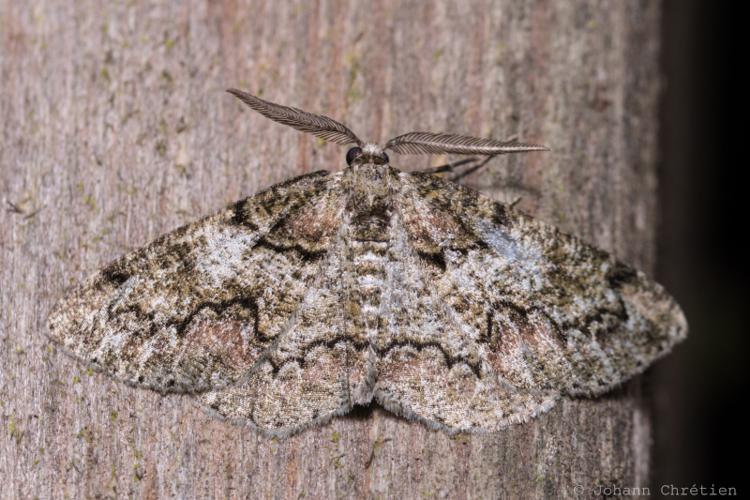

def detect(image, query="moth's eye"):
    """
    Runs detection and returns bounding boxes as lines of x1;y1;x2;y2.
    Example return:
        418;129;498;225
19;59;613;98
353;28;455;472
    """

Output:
346;147;363;166
380;152;389;164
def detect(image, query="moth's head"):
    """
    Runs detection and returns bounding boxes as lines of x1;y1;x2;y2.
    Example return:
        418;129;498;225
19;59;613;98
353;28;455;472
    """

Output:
346;143;390;167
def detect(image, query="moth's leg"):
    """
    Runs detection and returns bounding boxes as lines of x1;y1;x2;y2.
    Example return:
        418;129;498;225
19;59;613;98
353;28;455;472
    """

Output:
414;157;480;175
450;156;531;207
444;135;519;181
449;155;496;182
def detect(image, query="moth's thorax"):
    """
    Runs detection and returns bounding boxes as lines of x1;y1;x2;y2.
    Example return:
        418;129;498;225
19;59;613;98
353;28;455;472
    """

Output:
343;163;397;243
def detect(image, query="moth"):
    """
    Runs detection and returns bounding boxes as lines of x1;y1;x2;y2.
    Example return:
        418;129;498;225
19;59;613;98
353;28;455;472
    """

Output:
48;89;687;436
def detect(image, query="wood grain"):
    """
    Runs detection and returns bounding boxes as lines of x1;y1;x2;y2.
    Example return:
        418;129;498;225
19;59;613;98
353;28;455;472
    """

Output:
0;1;661;498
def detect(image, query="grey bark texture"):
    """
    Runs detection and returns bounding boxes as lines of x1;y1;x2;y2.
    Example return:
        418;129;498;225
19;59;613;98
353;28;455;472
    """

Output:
0;1;662;498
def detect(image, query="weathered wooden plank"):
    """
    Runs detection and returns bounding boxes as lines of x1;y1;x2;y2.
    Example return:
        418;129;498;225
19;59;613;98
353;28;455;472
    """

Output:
0;1;661;498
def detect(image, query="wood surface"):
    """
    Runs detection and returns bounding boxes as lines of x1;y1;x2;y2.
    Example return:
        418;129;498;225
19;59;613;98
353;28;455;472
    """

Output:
0;1;662;498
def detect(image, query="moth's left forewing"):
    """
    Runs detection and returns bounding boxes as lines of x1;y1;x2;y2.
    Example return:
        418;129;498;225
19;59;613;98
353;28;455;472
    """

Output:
468;190;687;396
397;171;686;402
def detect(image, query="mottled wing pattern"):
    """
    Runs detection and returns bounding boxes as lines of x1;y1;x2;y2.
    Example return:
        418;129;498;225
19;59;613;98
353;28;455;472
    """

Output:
47;171;345;396
199;212;374;435
373;171;686;432
49;160;687;437
375;200;558;432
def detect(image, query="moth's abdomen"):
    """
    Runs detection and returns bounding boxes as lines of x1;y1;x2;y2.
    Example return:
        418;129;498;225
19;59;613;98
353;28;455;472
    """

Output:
342;196;393;346
337;208;394;405
345;240;389;338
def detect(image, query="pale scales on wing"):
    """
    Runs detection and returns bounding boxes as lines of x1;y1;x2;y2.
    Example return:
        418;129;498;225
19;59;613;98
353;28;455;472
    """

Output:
47;90;687;436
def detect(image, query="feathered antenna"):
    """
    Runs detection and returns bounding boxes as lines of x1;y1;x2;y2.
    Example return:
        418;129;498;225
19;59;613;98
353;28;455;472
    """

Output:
227;89;363;146
384;131;547;156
